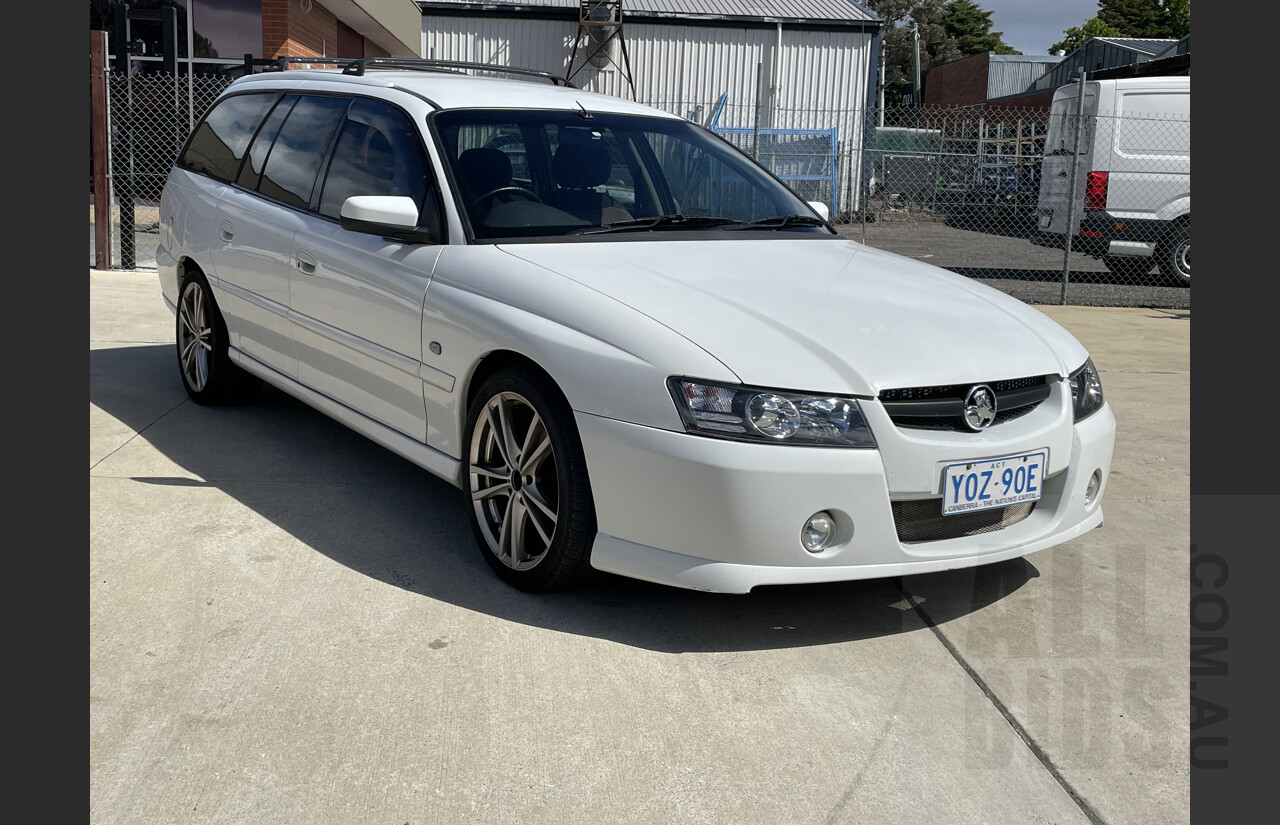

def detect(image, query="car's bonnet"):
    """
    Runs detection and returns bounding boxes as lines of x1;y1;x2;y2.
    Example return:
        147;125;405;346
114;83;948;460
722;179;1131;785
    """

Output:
498;238;1089;396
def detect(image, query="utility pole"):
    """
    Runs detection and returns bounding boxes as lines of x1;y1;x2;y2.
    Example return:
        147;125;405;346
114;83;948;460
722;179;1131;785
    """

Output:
877;40;885;126
911;22;922;108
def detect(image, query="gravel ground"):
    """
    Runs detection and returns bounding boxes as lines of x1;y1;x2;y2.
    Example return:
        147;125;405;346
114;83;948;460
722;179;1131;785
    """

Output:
835;217;1190;310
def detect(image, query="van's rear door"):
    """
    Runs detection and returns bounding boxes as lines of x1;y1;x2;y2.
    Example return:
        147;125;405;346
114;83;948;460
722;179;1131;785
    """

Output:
1037;82;1098;235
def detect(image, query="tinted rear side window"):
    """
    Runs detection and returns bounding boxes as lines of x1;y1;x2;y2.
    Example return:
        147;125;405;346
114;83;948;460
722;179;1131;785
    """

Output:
179;92;280;182
258;96;351;209
237;95;299;191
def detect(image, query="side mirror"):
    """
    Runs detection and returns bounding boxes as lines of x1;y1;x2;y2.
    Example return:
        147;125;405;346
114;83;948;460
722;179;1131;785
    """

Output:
339;195;428;239
807;201;831;222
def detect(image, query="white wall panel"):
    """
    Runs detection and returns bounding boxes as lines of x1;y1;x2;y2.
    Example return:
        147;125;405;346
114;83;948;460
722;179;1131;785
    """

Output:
421;15;874;211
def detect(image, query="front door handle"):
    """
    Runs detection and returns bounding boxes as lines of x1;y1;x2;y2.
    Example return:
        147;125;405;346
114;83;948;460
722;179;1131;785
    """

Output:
218;220;234;242
295;250;317;275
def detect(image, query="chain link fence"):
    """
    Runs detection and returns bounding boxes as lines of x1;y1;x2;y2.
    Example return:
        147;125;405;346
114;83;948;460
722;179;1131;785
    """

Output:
843;103;1189;308
94;75;1188;309
96;72;233;269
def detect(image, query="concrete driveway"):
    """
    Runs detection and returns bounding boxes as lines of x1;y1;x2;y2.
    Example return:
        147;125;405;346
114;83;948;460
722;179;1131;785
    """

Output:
90;269;1189;824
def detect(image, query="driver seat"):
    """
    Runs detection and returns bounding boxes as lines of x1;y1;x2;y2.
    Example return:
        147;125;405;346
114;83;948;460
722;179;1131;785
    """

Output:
546;139;629;224
457;147;513;208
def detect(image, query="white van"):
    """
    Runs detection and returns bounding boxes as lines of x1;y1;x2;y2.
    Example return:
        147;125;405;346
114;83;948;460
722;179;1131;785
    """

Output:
1036;76;1190;285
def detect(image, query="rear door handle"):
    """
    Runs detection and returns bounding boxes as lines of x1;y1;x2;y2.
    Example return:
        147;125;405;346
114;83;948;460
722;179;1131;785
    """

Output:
296;250;317;275
218;220;234;242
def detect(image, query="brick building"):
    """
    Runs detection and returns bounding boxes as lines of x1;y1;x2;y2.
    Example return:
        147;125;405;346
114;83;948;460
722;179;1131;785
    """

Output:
89;0;421;73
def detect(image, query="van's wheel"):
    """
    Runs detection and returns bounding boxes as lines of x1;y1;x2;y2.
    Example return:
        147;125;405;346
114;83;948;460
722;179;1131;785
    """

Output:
1157;223;1190;286
464;367;597;592
176;267;260;404
1102;254;1154;281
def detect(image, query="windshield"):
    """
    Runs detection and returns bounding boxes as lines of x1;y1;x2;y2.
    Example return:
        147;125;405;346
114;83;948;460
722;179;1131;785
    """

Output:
432;109;830;242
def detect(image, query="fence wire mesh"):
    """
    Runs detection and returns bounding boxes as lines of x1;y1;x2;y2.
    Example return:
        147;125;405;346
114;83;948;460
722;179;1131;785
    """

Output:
95;76;1188;308
99;72;233;269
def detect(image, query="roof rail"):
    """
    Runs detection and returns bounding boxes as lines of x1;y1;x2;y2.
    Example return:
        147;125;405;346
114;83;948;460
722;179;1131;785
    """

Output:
260;56;577;87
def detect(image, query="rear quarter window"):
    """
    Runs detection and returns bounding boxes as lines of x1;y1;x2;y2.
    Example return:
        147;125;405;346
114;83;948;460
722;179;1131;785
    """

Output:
1115;92;1190;158
179;92;280;182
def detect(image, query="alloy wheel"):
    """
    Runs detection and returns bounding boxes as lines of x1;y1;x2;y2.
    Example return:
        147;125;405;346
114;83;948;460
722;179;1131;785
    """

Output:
468;391;560;570
178;281;213;392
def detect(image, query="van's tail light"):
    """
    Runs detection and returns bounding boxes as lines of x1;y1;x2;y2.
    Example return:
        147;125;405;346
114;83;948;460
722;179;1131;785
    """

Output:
1084;171;1109;212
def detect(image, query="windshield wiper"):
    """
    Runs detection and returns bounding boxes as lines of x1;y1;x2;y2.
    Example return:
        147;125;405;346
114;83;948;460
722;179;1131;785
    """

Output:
742;214;829;229
576;215;743;235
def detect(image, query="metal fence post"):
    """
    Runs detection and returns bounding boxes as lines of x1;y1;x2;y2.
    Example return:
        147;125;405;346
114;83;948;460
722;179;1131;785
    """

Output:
91;31;111;270
112;4;136;270
1060;68;1088;305
860;107;873;243
752;61;763;160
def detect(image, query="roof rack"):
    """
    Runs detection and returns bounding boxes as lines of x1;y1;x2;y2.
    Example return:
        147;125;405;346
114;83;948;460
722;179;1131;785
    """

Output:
257;56;577;88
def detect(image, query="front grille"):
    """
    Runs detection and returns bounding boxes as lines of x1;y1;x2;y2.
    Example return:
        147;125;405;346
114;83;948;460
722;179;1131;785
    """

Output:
879;375;1053;432
892;499;1036;543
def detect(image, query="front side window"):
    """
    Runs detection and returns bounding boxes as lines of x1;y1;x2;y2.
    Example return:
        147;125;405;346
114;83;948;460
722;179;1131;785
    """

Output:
257;95;351;209
179;92;279;182
317;98;431;220
433;110;827;242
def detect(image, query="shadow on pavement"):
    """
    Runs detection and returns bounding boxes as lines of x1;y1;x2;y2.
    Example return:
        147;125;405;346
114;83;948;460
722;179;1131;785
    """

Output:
92;343;1038;653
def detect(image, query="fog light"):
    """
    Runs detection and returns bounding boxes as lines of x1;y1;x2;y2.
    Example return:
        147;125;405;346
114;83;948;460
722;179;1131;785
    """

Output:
802;512;835;552
1085;470;1102;505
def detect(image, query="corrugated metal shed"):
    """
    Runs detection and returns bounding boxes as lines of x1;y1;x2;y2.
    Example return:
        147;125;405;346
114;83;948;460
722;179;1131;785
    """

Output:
415;0;878;25
415;0;882;213
1032;37;1178;92
1154;34;1191;59
986;53;1062;99
1094;37;1179;55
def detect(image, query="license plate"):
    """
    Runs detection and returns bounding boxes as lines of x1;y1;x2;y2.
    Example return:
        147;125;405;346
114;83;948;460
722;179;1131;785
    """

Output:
942;450;1046;516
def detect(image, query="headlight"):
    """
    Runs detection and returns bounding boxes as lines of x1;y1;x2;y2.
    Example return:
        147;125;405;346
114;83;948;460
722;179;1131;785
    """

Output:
668;378;877;447
1069;358;1104;421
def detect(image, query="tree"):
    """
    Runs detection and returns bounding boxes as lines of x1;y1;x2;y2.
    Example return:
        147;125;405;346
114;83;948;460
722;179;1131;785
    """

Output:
1097;0;1170;38
1164;0;1191;38
941;0;1021;56
1049;1;1190;54
1049;18;1124;55
865;0;1019;106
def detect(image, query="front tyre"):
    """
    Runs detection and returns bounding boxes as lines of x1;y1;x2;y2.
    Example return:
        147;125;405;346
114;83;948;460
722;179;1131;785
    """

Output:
176;268;260;404
464;367;597;592
1157;222;1190;286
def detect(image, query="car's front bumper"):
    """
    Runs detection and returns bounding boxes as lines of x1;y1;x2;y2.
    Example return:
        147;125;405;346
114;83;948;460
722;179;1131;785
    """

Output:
576;394;1115;593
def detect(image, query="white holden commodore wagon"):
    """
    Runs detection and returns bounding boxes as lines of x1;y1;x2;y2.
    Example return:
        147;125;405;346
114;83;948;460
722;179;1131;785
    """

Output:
157;58;1115;594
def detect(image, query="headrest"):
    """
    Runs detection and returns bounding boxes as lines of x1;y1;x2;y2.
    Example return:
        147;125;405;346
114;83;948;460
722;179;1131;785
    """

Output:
457;147;513;194
552;138;610;189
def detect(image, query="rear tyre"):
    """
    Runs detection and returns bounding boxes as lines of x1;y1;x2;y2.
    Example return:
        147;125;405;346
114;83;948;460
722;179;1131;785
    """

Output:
464;367;597;592
176;267;261;405
1157;222;1190;287
1102;254;1155;282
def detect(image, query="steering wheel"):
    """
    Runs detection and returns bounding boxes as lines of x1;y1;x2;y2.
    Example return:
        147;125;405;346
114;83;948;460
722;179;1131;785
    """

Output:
474;186;543;211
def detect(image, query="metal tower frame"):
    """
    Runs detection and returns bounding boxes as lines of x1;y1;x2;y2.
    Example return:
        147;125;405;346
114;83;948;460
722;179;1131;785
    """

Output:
566;0;637;99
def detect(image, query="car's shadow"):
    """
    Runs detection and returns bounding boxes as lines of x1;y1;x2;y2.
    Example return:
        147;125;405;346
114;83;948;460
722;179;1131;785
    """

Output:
92;344;1039;653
